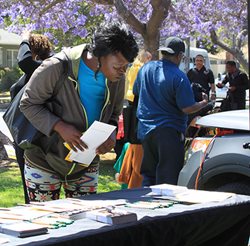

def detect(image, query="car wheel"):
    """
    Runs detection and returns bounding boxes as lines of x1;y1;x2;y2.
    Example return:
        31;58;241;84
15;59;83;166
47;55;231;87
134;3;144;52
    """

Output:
216;182;250;196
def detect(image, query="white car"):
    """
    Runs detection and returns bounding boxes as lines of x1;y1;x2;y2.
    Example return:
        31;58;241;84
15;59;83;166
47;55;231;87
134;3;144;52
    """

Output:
178;109;250;195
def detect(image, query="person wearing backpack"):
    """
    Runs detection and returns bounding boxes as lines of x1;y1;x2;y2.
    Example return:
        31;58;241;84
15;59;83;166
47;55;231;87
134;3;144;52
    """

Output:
10;31;52;204
20;21;138;202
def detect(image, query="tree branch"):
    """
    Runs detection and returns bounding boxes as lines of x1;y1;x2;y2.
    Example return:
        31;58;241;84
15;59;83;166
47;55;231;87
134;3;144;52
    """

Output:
91;0;114;4
39;0;66;15
236;29;248;51
90;0;145;35
210;30;232;52
211;29;248;72
147;0;171;37
112;0;145;35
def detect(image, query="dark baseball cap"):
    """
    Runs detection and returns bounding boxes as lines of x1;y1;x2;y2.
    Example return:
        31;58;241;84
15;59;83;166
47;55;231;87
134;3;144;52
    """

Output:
158;37;185;55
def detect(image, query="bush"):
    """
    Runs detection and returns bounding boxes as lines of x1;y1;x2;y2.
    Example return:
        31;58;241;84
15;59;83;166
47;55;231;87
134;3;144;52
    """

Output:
0;66;23;92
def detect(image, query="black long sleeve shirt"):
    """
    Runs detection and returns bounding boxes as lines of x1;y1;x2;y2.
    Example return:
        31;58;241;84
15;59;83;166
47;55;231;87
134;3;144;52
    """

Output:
222;70;249;100
10;41;42;99
187;66;215;94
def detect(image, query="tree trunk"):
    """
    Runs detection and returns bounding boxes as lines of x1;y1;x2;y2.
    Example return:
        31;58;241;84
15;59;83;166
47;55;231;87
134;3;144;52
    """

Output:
143;33;160;60
94;0;171;61
233;53;248;73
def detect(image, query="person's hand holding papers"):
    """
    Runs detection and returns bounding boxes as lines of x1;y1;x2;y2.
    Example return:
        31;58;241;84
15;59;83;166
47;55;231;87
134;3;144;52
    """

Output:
54;120;88;152
96;130;116;155
65;121;116;165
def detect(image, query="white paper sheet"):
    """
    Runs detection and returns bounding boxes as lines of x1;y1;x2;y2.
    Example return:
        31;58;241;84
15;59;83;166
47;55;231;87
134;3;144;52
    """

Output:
150;184;188;196
67;121;116;165
175;189;234;203
149;184;234;203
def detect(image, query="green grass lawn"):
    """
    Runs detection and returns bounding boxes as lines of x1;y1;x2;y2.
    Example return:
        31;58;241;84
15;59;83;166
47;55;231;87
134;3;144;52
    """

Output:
0;155;120;207
0;162;25;207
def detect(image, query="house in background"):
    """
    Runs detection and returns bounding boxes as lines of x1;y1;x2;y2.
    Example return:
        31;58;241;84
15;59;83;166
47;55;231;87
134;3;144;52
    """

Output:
0;29;22;68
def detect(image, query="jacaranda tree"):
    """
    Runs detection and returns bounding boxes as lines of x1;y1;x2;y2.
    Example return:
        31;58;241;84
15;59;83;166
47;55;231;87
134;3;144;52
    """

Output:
168;0;248;71
0;0;247;69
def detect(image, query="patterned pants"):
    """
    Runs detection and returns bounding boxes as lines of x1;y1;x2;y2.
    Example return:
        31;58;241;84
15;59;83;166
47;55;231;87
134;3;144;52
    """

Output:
24;163;99;202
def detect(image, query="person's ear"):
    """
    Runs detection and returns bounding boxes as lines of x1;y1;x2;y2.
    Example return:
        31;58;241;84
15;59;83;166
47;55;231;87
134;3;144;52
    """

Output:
34;55;41;61
177;53;183;61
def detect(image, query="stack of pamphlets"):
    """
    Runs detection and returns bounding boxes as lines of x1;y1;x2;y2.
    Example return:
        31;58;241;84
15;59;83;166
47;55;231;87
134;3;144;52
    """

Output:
150;184;234;204
85;207;137;225
0;222;48;238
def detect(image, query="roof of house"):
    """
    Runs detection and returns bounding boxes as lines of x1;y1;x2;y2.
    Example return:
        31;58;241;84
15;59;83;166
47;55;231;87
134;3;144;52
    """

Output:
0;29;22;46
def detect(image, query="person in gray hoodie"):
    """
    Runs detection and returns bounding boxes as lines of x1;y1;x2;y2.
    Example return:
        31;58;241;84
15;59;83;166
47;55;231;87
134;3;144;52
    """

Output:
20;21;138;202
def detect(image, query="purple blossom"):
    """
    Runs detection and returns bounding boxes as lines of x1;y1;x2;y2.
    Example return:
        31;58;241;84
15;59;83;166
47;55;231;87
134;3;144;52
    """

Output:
0;0;247;56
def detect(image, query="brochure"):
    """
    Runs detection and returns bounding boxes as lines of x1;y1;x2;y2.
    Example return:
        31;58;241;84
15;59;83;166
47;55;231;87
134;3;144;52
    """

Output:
150;184;234;204
0;222;48;238
65;121;116;165
85;207;137;225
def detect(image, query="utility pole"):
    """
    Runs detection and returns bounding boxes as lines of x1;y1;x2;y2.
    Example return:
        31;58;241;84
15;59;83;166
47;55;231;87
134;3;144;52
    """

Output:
184;37;190;73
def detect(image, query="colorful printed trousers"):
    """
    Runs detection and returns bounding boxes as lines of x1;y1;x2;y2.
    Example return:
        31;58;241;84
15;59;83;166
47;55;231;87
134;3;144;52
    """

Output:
24;162;99;202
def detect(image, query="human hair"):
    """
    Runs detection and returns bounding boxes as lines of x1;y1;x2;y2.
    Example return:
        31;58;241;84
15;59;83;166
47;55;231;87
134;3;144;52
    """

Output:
136;50;152;63
161;50;178;57
161;50;184;59
195;54;205;60
29;34;52;60
91;21;139;64
226;60;237;67
161;50;176;58
160;50;184;66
